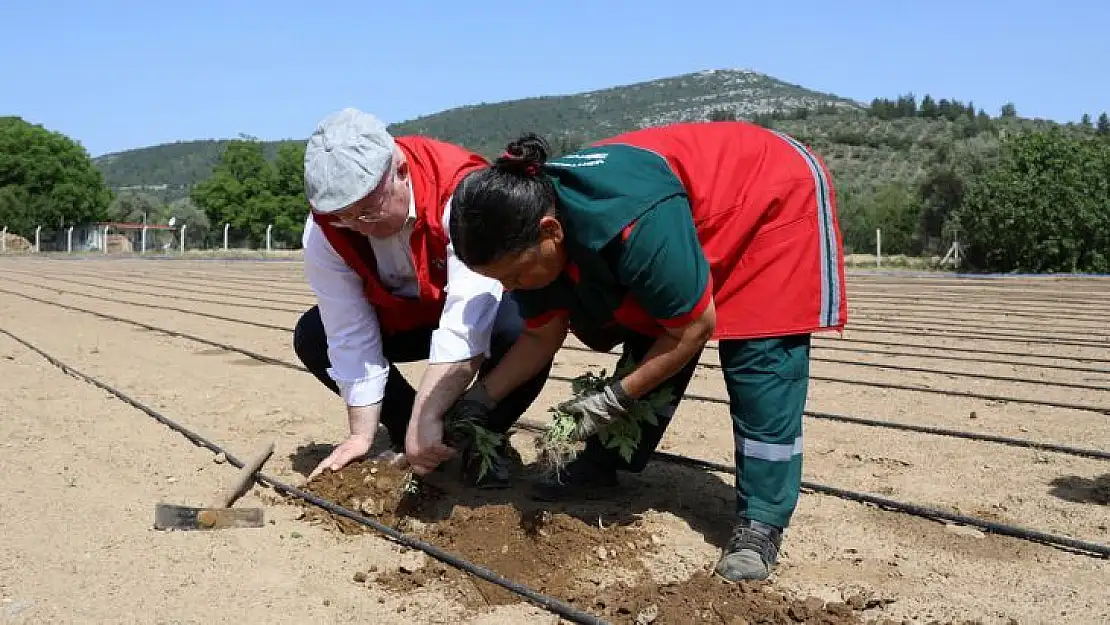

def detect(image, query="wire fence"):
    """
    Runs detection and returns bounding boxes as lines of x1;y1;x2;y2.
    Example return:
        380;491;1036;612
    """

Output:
0;222;299;255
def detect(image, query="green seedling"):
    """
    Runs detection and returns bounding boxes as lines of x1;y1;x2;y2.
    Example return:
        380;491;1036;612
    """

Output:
537;358;675;479
442;407;505;484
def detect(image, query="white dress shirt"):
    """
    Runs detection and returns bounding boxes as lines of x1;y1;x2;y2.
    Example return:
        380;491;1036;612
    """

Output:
302;181;504;407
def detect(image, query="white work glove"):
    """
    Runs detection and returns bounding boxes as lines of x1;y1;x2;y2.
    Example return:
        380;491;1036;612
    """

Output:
557;380;634;441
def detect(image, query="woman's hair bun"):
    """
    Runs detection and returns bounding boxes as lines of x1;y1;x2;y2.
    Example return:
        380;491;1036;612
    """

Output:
497;132;550;176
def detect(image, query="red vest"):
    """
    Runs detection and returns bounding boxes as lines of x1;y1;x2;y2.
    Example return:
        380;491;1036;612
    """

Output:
312;136;488;334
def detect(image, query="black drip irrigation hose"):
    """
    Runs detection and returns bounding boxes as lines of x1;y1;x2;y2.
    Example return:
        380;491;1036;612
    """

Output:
13;283;1110;414
11;272;306;314
3;327;1107;568
849;294;1110;319
812;335;1110;366
845;320;1110;350
55;269;315;303
851;313;1110;340
33;267;1110;387
557;346;1110;414
22;271;1110;370
510;422;1109;559
6;285;1110;462
814;344;1110;377
65;269;1110;332
36;271;1110;347
0;327;610;625
560;344;1110;393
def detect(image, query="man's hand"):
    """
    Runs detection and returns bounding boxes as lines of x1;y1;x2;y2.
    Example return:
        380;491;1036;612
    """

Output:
308;433;372;481
558;380;634;441
405;413;455;476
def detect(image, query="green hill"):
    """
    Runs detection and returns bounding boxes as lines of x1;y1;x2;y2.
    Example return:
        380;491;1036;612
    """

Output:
92;69;860;196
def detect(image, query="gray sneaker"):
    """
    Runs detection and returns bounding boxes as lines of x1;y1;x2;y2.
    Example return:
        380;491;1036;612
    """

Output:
714;519;782;582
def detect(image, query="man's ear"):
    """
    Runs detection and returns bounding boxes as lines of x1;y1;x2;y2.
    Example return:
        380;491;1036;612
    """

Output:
538;215;563;244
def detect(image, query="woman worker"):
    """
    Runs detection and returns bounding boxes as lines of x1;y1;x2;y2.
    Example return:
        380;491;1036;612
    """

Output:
415;120;848;582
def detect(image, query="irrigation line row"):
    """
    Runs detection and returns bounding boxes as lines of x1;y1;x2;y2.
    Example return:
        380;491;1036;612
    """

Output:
559;345;1110;393
3;326;1106;566
7;284;1109;414
844;320;1110;350
22;271;1110;366
846;282;1110;298
32;268;1110;347
812;335;1110;366
5;286;1108;464
38;270;1109;341
0;327;610;625
43;268;1110;335
850;313;1109;339
809;344;1110;377
29;274;1110;387
847;293;1109;317
23;274;305;314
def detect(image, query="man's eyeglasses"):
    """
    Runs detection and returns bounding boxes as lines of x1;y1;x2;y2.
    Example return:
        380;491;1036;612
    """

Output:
334;171;396;225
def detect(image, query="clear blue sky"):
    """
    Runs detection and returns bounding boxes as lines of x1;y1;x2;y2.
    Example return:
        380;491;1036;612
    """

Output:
3;0;1107;157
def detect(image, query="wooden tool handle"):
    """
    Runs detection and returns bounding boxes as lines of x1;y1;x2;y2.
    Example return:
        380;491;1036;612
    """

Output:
211;440;275;509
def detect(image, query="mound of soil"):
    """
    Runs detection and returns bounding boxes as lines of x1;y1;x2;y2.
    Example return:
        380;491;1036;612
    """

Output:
297;458;886;625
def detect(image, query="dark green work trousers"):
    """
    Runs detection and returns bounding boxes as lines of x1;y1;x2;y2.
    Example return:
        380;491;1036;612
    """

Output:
580;332;811;529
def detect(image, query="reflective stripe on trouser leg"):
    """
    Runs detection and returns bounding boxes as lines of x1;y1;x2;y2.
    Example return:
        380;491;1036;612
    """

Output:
719;335;811;529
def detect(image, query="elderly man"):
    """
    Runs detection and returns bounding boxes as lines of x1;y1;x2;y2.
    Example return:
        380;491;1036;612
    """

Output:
294;107;551;487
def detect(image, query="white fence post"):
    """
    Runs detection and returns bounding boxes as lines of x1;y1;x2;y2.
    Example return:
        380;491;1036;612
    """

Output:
103;225;110;254
266;224;273;252
35;226;42;253
180;225;187;254
67;226;73;253
1;226;6;253
141;225;147;254
875;228;882;268
223;223;230;251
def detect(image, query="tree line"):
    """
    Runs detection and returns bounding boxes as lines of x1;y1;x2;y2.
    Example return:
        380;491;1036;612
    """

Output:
3;107;1109;273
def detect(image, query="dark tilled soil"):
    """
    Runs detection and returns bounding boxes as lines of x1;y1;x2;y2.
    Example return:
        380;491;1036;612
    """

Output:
293;458;920;625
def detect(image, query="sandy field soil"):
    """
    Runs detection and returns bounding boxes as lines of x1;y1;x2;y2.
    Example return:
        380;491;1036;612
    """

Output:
0;256;1106;624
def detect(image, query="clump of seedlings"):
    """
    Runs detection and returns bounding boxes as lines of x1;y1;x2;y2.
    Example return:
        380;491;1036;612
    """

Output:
536;358;674;479
443;406;505;482
390;407;506;498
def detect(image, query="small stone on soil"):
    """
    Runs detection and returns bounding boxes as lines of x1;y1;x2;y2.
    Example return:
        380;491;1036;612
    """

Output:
353;572;367;583
634;603;659;624
399;551;427;574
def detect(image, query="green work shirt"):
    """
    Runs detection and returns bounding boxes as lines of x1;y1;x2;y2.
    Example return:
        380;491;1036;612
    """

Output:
513;144;712;342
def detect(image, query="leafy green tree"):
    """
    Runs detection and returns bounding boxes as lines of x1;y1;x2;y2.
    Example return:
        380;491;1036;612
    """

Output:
1000;103;1017;118
190;137;308;248
0;116;113;236
1081;113;1093;129
708;108;737;122
836;182;922;255
108;190;161;222
919;95;938;119
1097;112;1110;136
955;130;1110;272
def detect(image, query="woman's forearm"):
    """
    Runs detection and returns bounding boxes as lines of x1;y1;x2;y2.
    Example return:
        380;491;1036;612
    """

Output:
482;319;566;402
619;304;715;400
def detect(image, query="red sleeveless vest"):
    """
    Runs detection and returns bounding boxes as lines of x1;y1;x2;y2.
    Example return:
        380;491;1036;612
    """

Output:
312;136;488;334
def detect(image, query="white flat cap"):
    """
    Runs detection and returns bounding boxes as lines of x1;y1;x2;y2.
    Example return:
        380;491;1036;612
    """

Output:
304;108;396;214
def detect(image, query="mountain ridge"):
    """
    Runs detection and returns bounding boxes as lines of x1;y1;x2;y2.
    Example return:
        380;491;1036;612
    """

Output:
92;68;863;195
